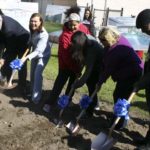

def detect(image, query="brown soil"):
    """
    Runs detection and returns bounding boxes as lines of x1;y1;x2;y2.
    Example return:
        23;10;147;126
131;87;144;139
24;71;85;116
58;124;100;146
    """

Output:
0;78;149;150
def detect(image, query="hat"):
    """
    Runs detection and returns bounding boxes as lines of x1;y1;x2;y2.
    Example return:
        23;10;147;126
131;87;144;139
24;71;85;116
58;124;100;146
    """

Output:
68;13;80;22
136;9;150;28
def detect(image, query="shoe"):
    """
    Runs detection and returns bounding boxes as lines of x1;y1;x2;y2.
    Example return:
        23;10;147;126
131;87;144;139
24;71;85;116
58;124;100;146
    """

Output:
43;104;51;113
94;101;100;111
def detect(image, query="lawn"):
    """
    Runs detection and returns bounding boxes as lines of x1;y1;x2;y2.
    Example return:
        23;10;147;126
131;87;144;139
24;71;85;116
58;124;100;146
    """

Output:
43;21;149;118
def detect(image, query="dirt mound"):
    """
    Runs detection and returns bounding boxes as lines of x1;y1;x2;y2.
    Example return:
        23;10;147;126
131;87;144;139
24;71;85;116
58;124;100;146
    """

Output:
0;79;149;150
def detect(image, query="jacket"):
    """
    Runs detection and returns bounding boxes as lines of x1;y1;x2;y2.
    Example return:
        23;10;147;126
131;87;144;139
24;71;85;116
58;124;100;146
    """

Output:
58;23;90;73
98;35;144;85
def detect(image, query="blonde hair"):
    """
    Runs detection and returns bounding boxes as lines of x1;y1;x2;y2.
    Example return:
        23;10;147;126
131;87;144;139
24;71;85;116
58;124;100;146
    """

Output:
98;27;120;46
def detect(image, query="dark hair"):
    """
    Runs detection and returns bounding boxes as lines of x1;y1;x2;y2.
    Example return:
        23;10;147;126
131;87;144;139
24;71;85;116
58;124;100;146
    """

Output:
0;9;4;15
83;7;92;20
70;31;87;65
29;13;43;33
64;5;80;18
136;9;150;28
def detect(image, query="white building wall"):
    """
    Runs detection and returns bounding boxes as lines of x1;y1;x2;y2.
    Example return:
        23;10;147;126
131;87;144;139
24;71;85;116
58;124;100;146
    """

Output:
77;0;150;27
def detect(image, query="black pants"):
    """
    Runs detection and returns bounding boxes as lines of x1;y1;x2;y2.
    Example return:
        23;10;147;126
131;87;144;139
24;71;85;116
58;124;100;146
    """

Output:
112;75;142;129
45;69;76;106
86;69;100;115
1;48;28;88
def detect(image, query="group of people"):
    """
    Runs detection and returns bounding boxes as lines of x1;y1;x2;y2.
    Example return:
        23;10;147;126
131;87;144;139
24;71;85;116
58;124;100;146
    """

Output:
0;6;150;150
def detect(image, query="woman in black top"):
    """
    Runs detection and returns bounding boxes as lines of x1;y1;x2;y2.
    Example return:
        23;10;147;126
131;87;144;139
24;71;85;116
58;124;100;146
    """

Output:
70;31;104;116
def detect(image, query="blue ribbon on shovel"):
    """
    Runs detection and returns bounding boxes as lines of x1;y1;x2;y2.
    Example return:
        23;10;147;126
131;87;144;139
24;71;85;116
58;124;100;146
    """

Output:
114;98;130;120
10;59;23;70
79;95;92;109
58;95;69;109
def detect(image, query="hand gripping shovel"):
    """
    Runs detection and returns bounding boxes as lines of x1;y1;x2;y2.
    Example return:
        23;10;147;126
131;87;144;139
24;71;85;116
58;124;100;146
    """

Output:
55;86;75;128
7;48;29;88
66;87;98;135
91;91;136;150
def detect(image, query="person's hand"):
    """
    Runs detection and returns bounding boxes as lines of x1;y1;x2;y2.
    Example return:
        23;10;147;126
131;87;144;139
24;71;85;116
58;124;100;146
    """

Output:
0;59;5;68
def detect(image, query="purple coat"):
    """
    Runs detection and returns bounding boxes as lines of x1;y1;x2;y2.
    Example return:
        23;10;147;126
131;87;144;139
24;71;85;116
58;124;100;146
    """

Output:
98;35;144;85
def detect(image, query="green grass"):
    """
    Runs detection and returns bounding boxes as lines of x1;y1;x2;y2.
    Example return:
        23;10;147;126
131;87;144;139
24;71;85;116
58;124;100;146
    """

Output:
43;21;149;118
44;21;62;32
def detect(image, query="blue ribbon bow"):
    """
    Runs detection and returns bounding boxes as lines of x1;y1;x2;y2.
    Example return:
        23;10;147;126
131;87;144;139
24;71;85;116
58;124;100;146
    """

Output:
58;95;69;109
10;59;23;70
114;98;130;120
79;95;92;109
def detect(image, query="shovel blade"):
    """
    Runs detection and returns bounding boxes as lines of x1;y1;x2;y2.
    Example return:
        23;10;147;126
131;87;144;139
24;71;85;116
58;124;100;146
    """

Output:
91;132;117;150
66;121;80;135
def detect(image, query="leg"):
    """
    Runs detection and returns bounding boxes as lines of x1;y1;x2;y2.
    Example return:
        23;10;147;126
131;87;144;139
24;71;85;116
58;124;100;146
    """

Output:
65;71;76;102
31;57;49;103
112;78;139;129
45;69;70;106
86;71;99;116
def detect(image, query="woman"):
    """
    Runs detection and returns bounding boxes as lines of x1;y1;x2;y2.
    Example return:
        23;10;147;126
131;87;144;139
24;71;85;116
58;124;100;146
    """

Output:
43;6;90;113
70;31;104;116
82;7;96;37
97;27;143;129
22;13;50;104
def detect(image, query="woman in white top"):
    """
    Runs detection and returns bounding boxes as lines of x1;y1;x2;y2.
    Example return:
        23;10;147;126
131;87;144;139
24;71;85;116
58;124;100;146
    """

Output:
22;13;51;104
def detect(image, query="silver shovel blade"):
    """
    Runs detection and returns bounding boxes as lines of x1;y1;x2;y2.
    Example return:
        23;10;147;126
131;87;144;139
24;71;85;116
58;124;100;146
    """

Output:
66;121;76;134
91;132;117;150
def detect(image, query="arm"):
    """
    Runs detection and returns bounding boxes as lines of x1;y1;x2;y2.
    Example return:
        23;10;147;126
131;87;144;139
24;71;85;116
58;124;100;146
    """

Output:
27;31;49;60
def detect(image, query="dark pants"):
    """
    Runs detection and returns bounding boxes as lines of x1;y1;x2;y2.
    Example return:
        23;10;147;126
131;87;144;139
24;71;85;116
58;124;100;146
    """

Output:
1;47;28;88
86;70;100;115
45;69;76;106
112;75;142;129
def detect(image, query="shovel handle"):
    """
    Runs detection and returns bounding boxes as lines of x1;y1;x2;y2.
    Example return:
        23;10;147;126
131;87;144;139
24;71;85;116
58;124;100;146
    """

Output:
109;91;136;137
7;48;29;87
21;48;29;60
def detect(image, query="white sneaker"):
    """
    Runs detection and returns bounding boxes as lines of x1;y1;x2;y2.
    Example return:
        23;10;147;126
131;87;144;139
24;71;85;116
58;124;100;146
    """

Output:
43;104;51;113
94;101;100;111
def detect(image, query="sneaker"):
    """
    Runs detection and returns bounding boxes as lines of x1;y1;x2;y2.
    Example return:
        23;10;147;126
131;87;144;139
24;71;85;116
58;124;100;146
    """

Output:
43;104;51;113
94;101;100;111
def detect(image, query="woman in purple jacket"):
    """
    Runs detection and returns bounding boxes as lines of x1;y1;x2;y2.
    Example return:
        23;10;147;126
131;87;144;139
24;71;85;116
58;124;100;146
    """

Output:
97;27;144;129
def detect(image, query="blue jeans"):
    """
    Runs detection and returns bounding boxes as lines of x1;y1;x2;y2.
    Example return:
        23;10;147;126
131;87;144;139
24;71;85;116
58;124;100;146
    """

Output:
30;56;50;102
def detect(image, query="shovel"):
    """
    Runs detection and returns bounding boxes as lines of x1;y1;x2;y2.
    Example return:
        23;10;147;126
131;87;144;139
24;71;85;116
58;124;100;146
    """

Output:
91;91;136;150
7;48;29;88
55;85;75;128
66;87;98;135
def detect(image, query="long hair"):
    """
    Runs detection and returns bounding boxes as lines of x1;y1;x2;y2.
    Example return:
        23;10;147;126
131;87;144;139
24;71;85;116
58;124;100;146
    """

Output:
70;31;87;65
83;7;92;20
29;13;43;33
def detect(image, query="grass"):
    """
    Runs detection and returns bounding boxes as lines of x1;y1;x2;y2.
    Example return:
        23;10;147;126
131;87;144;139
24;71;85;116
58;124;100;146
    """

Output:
43;21;149;118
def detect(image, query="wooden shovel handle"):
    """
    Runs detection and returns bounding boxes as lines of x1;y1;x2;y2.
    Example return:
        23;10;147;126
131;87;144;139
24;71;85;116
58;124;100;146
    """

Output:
21;48;29;60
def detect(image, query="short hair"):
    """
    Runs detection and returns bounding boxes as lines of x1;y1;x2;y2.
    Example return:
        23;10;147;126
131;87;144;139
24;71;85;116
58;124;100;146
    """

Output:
98;27;120;46
136;9;150;28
